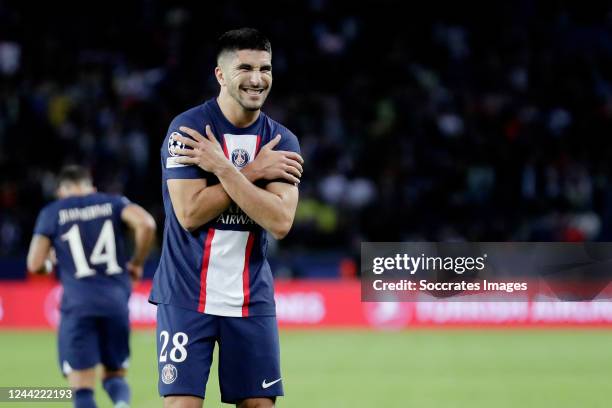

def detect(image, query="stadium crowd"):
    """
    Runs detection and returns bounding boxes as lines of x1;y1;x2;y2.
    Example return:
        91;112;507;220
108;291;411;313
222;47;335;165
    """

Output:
2;1;612;265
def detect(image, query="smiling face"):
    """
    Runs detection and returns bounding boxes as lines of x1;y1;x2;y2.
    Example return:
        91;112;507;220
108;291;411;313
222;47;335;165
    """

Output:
216;49;272;112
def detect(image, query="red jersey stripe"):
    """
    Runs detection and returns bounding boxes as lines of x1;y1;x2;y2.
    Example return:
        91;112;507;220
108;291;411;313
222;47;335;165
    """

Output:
255;135;262;155
222;135;229;158
241;232;255;317
197;228;216;313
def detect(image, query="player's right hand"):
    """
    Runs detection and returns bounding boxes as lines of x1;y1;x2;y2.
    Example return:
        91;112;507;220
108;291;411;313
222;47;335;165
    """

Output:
127;261;144;284
247;134;304;184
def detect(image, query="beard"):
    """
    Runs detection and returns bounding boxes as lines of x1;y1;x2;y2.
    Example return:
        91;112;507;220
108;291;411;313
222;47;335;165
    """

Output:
241;102;262;111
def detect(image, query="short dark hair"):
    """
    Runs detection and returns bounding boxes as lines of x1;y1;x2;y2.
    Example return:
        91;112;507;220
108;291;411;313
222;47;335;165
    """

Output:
58;165;92;186
216;28;271;63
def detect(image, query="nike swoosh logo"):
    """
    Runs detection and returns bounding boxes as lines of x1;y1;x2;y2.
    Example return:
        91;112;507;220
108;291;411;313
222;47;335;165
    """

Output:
262;378;282;389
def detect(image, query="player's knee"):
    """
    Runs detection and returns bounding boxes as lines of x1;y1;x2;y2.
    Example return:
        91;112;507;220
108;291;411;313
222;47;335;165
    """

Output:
67;368;97;389
163;395;203;408
237;397;275;408
102;367;126;380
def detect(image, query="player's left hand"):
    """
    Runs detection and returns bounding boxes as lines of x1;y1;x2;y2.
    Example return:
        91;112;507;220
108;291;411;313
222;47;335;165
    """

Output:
43;248;58;274
127;261;143;284
173;125;230;174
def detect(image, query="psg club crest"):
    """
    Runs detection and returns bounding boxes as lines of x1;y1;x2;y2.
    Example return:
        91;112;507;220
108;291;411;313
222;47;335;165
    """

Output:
231;148;250;168
161;363;178;384
168;132;185;157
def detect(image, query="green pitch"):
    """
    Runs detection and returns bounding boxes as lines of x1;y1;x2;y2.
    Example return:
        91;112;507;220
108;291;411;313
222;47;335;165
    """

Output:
1;329;612;407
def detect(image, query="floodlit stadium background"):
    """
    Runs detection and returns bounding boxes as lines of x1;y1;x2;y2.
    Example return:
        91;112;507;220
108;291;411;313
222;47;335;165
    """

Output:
2;1;612;407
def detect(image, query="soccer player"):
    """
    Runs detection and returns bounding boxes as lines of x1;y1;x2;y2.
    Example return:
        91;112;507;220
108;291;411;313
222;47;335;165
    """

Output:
149;28;302;408
27;165;157;408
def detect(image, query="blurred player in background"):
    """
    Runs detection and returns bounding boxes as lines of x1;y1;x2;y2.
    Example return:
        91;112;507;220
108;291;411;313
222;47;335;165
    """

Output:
149;28;302;407
27;165;157;408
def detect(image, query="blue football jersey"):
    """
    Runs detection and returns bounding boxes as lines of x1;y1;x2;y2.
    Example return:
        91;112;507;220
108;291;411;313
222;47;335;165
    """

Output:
33;193;132;316
149;98;301;317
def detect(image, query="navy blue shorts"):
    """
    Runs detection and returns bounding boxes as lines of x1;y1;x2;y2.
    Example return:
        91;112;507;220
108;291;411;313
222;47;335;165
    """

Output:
58;312;130;375
156;304;283;403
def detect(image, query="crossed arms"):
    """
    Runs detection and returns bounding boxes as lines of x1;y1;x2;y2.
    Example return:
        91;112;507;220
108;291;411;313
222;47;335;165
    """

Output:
168;125;303;239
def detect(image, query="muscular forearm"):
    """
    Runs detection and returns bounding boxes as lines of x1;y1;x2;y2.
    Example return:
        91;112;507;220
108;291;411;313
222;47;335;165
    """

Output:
131;224;156;265
27;235;52;274
180;165;259;230
215;164;291;238
183;183;232;229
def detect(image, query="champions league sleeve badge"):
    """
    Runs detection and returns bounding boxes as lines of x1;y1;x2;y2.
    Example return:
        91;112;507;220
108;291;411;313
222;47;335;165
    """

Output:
166;131;191;168
168;132;186;157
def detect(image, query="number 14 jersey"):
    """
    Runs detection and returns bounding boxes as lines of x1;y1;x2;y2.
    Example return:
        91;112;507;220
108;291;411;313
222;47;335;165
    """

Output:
33;193;132;316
